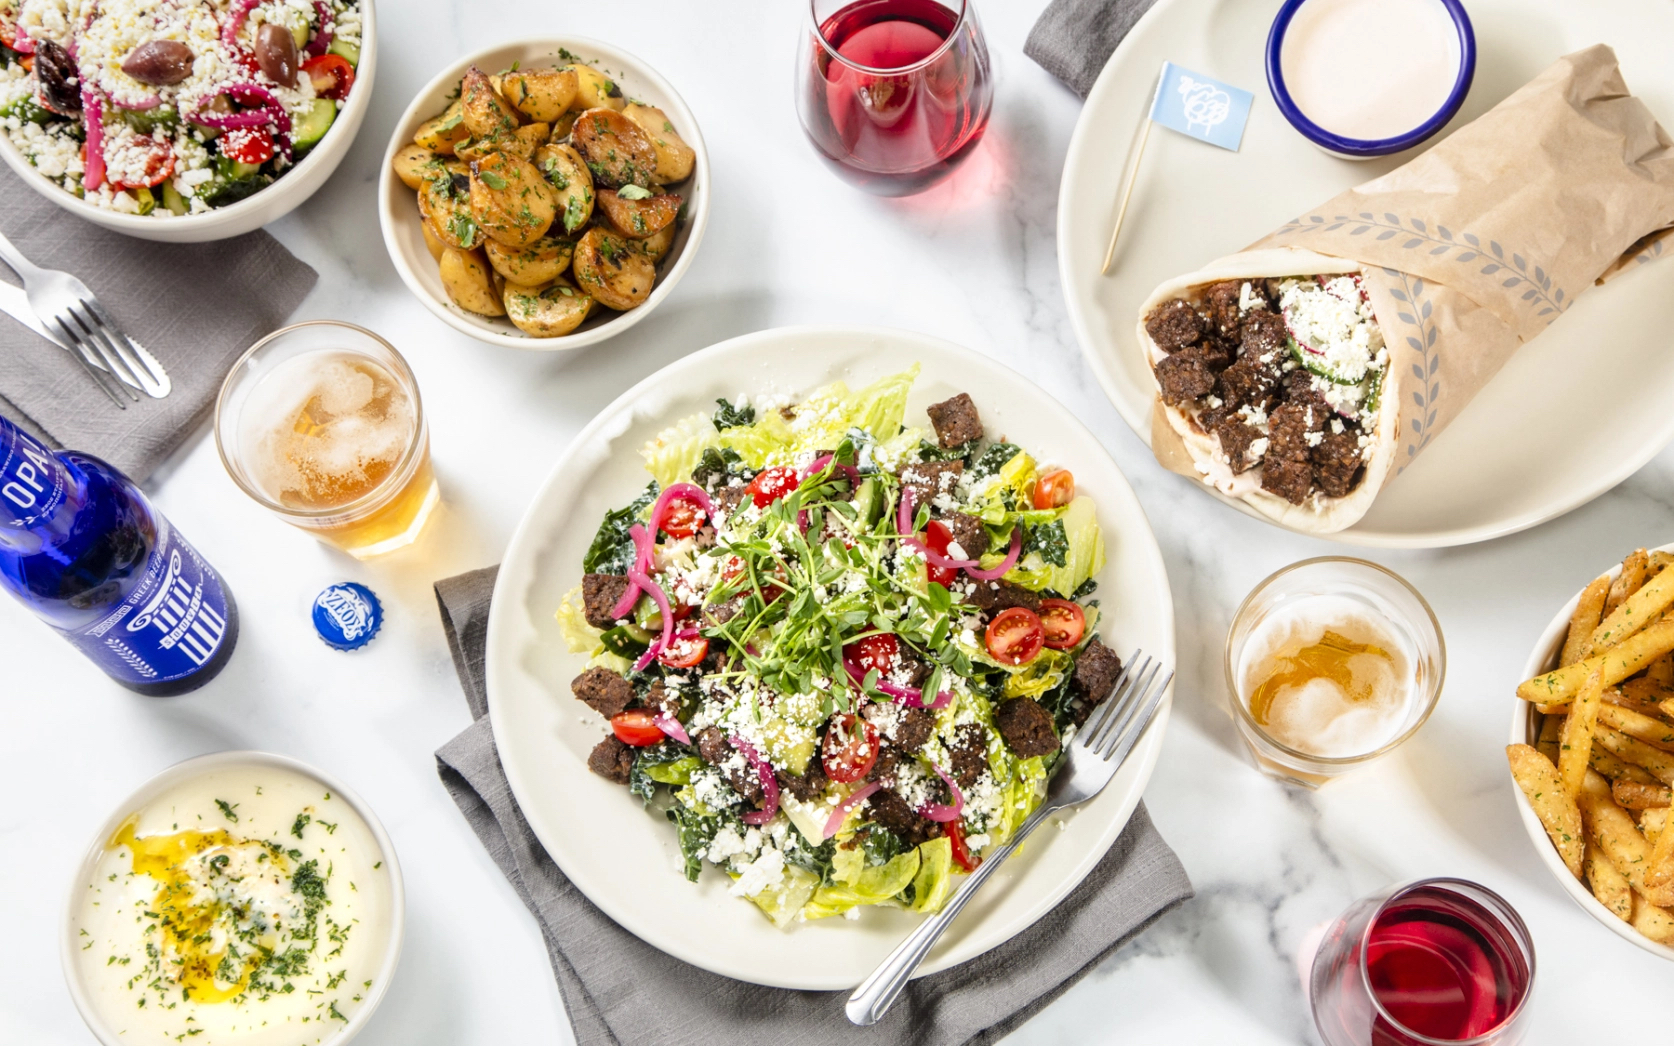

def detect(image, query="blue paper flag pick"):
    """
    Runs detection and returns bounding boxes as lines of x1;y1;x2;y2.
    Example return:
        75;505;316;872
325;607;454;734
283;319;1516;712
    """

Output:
1148;61;1253;151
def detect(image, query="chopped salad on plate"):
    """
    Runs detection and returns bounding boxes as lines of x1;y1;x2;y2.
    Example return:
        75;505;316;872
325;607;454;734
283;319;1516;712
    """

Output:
558;366;1128;927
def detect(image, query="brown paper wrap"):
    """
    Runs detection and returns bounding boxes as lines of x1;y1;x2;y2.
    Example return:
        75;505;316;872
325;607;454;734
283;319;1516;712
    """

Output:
1142;45;1674;533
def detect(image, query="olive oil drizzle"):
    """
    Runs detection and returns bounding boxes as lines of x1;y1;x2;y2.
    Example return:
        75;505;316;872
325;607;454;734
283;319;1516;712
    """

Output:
1249;629;1395;726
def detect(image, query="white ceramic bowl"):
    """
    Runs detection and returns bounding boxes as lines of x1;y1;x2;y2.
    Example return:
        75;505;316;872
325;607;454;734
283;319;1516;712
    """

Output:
378;38;709;352
1510;546;1674;962
61;750;407;1046
0;2;377;243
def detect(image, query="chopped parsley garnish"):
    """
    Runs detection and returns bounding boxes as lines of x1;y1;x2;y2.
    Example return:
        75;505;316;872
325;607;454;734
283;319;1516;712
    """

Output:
214;799;239;823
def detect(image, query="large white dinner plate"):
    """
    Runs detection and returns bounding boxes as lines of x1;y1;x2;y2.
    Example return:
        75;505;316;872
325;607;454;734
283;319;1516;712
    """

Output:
1059;0;1674;548
486;327;1175;988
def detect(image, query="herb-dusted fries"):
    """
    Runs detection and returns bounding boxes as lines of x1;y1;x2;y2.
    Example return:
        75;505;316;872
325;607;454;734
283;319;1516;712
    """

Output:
1563;575;1612;667
1594;566;1674;651
1632;893;1674;943
1517;620;1674;703
1585;841;1634;921
1612;779;1673;810
1578;770;1674;907
1559;667;1606;799
1506;744;1584;877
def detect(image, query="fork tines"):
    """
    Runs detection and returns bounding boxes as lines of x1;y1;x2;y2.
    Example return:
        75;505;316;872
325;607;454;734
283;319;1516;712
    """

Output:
53;313;136;407
1080;650;1173;761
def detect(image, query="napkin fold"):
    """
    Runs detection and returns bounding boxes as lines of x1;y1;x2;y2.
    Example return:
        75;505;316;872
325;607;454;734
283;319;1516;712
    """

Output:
433;565;1194;1046
1024;0;1159;98
0;167;317;482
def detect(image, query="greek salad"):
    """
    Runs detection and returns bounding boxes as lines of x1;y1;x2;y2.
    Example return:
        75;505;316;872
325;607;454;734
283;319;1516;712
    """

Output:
559;367;1127;927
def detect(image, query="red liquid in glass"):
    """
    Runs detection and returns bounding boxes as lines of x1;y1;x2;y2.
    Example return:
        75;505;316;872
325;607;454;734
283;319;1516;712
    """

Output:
802;0;991;195
1365;888;1530;1044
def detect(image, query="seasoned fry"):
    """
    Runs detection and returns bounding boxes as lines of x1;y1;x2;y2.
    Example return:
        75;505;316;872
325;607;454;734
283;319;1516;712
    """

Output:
1595;562;1674;651
1613;779;1673;809
1616;678;1674;717
1563;575;1612;666
1591;745;1660;785
1517;619;1674;703
1652;653;1674;689
1596;725;1674;784
1577;770;1674;906
1662;697;1674;722
1598;703;1674;754
1537;713;1563;764
1559;667;1607;798
1586;841;1634;922
1507;744;1584;877
1632;891;1674;942
1603;549;1650;618
1644;805;1668;843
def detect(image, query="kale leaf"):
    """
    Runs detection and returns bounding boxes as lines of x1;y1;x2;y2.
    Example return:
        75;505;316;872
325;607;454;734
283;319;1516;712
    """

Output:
666;805;723;883
970;442;1022;478
1024;520;1069;567
582;482;657;574
691;446;751;490
713;398;756;431
784;833;839;885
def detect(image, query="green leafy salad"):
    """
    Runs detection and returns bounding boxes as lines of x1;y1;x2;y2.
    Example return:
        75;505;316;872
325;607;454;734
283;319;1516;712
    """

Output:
558;366;1128;927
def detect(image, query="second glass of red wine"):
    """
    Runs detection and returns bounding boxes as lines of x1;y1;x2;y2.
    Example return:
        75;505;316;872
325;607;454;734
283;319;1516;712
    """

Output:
1310;879;1535;1046
796;0;993;197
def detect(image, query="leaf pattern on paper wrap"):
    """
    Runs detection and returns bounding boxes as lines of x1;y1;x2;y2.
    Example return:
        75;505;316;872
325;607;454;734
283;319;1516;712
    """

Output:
1280;213;1568;323
1633;235;1667;267
1380;267;1440;474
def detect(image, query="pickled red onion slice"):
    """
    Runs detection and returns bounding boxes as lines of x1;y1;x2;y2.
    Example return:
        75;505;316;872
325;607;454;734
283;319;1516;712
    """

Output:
918;765;964;822
823;782;881;839
733;737;779;826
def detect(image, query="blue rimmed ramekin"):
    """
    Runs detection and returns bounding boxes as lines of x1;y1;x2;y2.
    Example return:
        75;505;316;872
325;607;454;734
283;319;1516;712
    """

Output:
1265;0;1476;160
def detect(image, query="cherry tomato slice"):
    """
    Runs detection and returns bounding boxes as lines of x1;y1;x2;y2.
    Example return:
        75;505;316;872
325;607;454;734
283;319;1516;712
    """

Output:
723;554;788;603
610;709;664;747
1038;599;1086;651
658;633;708;669
659;494;707;539
109;137;176;189
301;53;355;101
1033;469;1075;510
985;607;1045;666
821;712;881;783
843;633;900;675
921;519;959;587
745;466;799;507
947;818;980;872
219;126;276;165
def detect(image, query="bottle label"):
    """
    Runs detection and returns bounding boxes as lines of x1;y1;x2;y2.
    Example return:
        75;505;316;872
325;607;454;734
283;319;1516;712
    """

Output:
0;417;69;531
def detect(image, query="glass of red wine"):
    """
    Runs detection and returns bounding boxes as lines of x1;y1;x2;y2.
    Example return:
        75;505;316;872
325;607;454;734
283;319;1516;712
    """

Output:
795;0;993;197
1311;879;1535;1046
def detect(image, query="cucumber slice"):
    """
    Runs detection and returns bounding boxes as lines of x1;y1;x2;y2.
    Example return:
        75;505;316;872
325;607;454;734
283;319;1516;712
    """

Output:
293;98;335;151
1286;336;1362;386
328;37;360;65
161;180;188;216
130;187;156;216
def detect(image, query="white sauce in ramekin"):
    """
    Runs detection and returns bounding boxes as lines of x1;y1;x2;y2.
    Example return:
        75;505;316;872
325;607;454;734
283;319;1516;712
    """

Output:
1281;0;1461;141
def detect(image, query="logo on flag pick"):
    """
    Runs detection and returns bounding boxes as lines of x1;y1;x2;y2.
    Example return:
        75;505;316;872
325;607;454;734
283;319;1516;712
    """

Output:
1149;62;1253;151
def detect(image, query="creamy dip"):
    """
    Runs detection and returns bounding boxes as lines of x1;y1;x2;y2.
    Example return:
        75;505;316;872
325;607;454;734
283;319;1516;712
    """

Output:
1280;0;1462;141
73;763;394;1046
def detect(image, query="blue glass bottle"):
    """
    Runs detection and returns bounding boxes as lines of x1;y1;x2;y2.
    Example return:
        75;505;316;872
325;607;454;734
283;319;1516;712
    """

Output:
0;413;238;695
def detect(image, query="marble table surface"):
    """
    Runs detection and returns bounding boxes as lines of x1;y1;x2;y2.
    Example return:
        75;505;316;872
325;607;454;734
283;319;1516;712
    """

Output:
5;2;1673;1043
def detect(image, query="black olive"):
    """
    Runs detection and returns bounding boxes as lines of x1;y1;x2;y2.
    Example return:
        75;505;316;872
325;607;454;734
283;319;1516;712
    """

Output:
34;39;80;116
120;40;195;87
253;23;298;88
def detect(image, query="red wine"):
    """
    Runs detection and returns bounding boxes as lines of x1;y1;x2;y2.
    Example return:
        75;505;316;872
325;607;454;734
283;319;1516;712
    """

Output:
798;0;992;196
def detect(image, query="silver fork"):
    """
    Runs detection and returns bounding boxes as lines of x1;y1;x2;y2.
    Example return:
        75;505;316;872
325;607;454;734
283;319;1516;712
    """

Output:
845;650;1174;1027
0;230;169;405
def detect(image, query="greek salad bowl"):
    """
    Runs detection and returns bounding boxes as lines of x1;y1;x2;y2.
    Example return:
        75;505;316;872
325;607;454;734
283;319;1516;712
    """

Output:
0;0;376;243
378;37;709;352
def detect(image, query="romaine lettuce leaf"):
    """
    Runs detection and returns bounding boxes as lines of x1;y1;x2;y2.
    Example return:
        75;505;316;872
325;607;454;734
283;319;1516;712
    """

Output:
745;865;820;928
1004;496;1104;595
555;585;602;654
910;837;954;913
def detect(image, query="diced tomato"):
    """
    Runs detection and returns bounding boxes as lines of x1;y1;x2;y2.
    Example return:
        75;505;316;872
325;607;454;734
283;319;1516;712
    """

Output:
921;519;959;587
219;126;276;165
745;466;798;507
821;712;880;783
301;53;355;101
610;709;664;747
670;602;696;623
985;607;1044;666
1038;599;1086;651
723;555;787;603
657;633;708;669
659;494;707;539
1033;469;1075;510
844;633;900;675
947;819;979;873
109;138;176;189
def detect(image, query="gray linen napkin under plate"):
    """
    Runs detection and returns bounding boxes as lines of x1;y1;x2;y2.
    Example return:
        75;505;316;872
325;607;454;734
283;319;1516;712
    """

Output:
1025;0;1160;98
433;565;1194;1046
0;165;317;482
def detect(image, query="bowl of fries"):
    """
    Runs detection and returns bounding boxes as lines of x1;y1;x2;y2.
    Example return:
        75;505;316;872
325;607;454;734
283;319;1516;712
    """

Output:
1509;545;1674;960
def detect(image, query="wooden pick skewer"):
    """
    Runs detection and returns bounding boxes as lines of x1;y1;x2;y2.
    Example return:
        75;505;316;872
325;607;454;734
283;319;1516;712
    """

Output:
1101;102;1155;275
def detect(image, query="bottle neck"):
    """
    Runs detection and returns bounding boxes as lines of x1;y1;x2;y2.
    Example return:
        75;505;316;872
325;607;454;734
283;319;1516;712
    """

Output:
0;413;74;542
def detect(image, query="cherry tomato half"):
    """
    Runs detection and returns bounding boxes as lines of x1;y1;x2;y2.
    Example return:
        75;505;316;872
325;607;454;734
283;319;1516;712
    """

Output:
723;555;788;603
821;712;880;783
110;138;176;189
610;708;664;746
844;633;900;675
946;818;980;873
985;607;1044;666
301;53;355;101
658;633;708;669
1038;599;1086;651
219;126;276;165
1033;469;1075;510
659;494;707;539
745;466;799;507
921;520;959;587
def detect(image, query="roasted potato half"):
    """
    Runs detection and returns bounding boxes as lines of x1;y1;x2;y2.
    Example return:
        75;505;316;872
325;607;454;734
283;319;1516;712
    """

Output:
469;152;557;248
461;66;521;138
532;143;595;235
597;188;680;240
456;122;551;163
572;227;656;311
439;247;505;316
414;100;469;155
622;103;696;184
500;68;579;123
570;108;657;189
550;110;578;142
418;164;481;250
566;63;624;111
504;277;595;337
638;222;676;263
391;143;441;190
485;236;574;286
420;219;447;261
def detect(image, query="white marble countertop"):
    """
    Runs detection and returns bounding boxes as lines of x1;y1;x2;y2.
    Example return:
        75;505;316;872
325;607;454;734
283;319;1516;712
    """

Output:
4;2;1673;1043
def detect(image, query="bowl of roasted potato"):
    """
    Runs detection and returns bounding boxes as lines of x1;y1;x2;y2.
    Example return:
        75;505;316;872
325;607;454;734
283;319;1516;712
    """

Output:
1508;544;1674;961
378;39;707;349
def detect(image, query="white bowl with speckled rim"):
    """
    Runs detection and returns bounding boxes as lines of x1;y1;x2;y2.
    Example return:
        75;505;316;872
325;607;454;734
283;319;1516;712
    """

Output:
377;37;709;352
1510;545;1674;962
60;750;407;1046
485;326;1175;989
0;1;376;242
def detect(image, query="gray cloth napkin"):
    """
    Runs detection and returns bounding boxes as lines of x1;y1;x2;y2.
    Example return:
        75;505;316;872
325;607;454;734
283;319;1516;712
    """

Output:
433;564;1194;1046
0;165;317;482
1025;0;1160;98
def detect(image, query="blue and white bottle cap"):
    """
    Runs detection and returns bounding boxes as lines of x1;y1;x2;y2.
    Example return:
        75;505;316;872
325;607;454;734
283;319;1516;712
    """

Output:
312;582;383;651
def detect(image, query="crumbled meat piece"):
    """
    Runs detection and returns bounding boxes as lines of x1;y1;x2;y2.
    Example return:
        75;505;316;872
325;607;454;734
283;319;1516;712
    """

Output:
995;698;1060;759
711;483;748;516
1144;298;1204;352
1154;347;1216;406
572;666;635;717
898;459;965;504
1196;334;1237;372
778;758;829;801
587;735;635;784
1240;310;1289;360
696;726;730;766
866;788;943;848
1071;638;1123;704
895;649;932;688
1260;452;1315;505
889;706;936;753
693;524;717;550
947;723;989;788
962;579;1042;614
703;596;741;627
1203;280;1246;339
867;743;901;786
644;679;679;718
1213;415;1266;473
1267;399;1324;459
1284;369;1330;414
926;393;984;448
943;512;990;559
582;573;631;629
1312;429;1365;498
1216;355;1280;412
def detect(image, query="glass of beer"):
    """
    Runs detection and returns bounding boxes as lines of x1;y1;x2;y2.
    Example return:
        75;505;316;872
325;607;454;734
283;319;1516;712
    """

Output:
215;321;438;558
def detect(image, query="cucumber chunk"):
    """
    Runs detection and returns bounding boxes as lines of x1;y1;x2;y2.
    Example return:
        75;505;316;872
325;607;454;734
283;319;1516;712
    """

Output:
293;98;335;151
162;180;188;216
328;38;360;66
